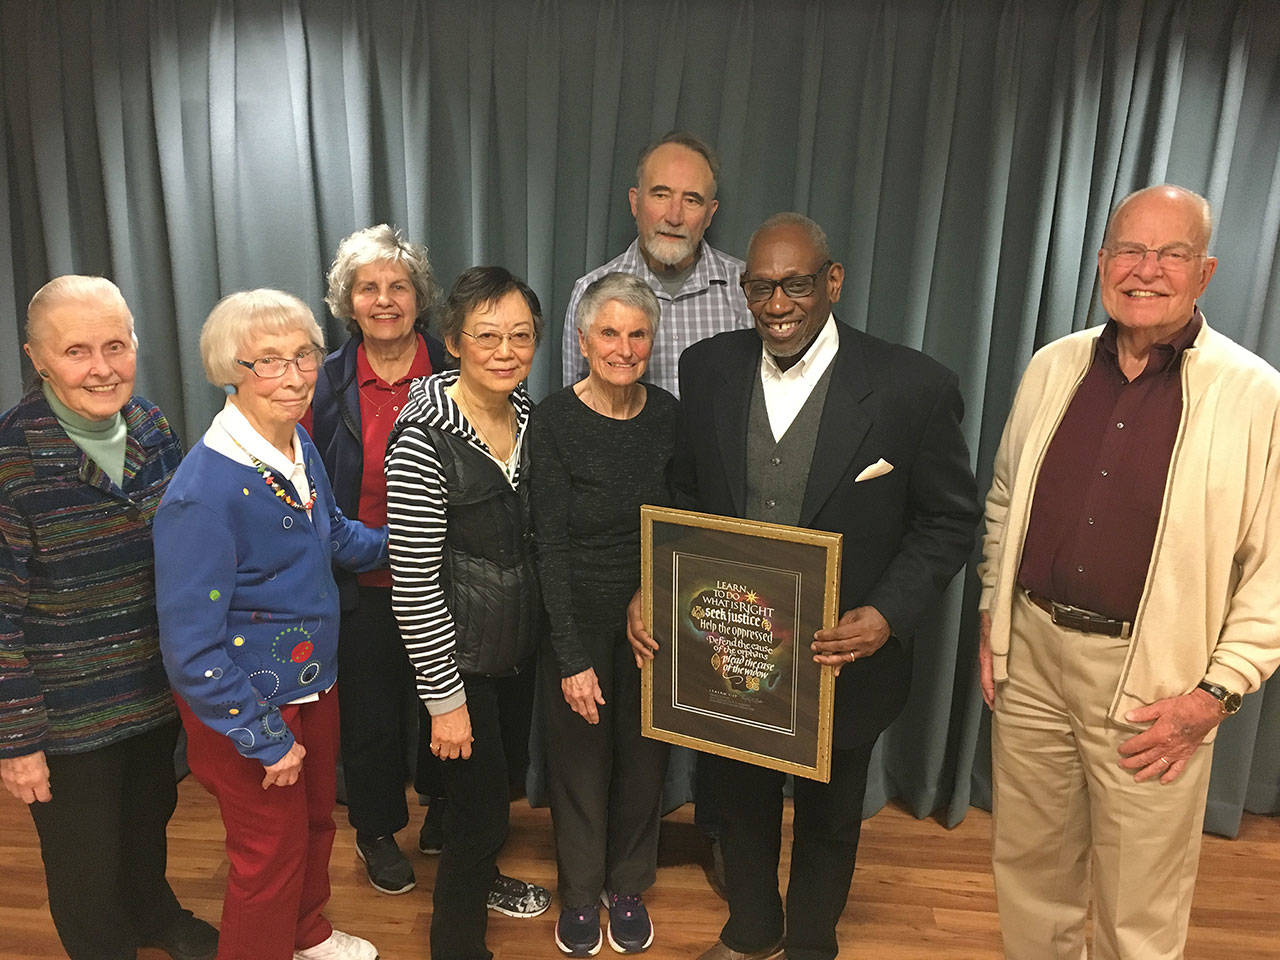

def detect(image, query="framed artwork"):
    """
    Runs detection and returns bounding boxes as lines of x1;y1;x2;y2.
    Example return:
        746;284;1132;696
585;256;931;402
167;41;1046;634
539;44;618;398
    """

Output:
640;505;841;782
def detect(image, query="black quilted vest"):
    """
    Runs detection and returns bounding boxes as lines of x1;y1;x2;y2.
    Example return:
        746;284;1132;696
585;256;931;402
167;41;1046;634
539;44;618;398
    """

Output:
426;425;540;676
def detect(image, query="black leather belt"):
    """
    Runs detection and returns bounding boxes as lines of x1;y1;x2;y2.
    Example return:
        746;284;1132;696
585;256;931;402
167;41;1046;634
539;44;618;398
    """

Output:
1024;590;1132;639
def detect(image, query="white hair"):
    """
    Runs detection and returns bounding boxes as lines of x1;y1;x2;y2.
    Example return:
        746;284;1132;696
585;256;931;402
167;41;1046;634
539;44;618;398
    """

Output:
26;275;136;347
200;289;325;388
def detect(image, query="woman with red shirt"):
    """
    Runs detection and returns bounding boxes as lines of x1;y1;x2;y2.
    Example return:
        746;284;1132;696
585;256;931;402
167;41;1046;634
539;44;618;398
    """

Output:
308;227;549;919
306;224;450;895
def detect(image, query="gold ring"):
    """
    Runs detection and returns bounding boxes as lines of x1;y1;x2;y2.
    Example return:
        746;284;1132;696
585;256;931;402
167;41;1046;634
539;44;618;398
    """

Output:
847;651;856;662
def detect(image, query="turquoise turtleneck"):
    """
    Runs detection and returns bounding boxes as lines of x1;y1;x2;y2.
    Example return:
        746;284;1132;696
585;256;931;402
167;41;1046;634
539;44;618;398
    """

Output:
42;381;128;487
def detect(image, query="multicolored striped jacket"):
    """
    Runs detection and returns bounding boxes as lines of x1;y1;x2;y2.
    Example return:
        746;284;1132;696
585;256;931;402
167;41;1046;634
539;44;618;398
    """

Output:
0;389;183;758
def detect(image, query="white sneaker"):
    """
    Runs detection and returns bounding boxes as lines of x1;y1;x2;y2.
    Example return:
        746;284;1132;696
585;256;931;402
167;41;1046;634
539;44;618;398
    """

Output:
293;929;379;960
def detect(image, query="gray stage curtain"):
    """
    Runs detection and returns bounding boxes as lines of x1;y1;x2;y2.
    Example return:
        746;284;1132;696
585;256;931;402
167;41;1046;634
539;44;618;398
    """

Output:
3;0;1278;837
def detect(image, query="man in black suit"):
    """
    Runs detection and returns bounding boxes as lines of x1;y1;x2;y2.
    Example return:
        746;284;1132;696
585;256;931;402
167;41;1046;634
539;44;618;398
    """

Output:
628;213;979;960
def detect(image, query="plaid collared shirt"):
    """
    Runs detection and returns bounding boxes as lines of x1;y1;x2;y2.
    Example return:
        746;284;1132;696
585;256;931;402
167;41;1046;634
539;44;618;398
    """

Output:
561;239;749;396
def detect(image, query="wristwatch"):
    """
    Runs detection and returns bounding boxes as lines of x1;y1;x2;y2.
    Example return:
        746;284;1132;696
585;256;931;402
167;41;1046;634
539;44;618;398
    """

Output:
1196;680;1243;716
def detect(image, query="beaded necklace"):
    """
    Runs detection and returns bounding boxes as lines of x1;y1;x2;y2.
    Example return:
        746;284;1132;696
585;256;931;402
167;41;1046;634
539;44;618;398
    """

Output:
229;434;316;511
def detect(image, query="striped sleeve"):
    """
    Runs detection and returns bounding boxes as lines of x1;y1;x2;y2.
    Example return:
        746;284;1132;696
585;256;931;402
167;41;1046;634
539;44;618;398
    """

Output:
0;488;48;758
385;424;465;715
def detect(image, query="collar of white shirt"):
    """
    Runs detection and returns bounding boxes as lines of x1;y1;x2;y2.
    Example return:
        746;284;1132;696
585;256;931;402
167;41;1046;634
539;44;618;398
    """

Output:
206;398;311;511
759;314;839;441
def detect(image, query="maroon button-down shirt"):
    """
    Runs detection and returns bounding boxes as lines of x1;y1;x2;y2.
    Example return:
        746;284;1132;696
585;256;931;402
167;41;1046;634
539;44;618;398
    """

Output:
1017;311;1202;622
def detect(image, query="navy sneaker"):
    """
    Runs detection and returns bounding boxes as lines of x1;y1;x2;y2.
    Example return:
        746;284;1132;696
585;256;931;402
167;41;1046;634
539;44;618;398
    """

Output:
555;904;602;956
600;892;653;954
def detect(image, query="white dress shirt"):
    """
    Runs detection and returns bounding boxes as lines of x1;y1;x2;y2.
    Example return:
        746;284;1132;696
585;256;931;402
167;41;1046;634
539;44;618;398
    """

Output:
759;314;839;441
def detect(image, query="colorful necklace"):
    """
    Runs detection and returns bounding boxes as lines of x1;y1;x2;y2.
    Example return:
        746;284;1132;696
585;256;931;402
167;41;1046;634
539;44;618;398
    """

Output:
229;433;316;511
250;457;316;511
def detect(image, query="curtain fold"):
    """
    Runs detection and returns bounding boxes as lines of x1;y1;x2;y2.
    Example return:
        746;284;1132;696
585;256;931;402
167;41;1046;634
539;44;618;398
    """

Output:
3;0;1278;838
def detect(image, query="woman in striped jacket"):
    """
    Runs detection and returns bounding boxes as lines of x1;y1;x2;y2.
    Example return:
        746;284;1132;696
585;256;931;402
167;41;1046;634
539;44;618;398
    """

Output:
385;266;550;960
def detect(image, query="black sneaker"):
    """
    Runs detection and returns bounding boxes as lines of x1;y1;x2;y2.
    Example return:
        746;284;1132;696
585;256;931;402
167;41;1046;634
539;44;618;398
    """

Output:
418;801;444;855
600;892;653;953
487;872;551;917
355;835;416;895
141;909;219;960
555;904;602;956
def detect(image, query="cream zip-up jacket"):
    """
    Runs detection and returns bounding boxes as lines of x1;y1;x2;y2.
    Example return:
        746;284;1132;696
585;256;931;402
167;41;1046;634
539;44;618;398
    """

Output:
979;317;1280;733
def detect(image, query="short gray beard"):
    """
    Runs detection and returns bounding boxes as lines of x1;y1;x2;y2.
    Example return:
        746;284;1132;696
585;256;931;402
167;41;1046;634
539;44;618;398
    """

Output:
643;232;697;268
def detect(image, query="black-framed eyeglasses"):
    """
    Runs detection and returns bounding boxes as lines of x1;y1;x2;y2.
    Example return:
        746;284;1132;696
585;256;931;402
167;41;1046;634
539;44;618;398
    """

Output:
235;347;322;379
740;261;832;303
459;329;536;351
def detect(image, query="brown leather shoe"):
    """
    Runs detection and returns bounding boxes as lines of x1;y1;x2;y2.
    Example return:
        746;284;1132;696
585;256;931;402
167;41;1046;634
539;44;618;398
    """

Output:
695;940;784;960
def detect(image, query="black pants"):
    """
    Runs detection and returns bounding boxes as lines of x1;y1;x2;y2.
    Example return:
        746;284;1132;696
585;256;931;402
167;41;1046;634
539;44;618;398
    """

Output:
28;719;186;960
337;586;432;840
543;625;669;906
711;739;877;960
431;672;532;960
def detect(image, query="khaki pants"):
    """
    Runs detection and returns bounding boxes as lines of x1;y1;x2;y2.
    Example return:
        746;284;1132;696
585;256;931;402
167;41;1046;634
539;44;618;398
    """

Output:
992;591;1213;960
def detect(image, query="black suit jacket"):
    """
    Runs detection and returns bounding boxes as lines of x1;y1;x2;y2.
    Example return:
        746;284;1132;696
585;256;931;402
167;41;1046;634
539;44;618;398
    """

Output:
675;320;979;748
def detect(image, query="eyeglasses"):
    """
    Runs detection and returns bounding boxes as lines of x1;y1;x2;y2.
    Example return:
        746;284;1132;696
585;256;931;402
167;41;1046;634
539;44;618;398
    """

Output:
236;348;321;379
459;329;536;351
740;261;832;303
1105;243;1205;269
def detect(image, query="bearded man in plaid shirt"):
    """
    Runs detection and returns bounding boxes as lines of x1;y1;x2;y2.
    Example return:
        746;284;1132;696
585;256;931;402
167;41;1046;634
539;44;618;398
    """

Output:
561;132;749;396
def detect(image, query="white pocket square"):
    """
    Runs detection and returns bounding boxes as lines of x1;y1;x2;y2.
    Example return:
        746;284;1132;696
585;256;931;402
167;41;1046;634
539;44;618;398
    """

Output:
854;458;894;482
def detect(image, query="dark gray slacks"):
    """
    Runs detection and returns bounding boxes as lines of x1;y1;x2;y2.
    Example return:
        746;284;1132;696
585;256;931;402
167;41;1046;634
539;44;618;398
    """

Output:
543;622;669;907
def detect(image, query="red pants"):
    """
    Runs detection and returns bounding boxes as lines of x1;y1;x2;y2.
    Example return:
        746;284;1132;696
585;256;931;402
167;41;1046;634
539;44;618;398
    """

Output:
176;690;339;960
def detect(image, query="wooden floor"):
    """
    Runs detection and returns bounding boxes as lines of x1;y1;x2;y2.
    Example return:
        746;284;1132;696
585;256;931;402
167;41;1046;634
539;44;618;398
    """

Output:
1;778;1277;959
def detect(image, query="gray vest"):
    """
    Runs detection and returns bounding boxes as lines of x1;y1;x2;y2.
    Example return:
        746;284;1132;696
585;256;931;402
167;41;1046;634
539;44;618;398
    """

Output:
745;364;834;526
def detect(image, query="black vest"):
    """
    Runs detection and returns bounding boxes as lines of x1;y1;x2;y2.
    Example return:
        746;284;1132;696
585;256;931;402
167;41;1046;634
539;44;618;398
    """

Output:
426;425;541;676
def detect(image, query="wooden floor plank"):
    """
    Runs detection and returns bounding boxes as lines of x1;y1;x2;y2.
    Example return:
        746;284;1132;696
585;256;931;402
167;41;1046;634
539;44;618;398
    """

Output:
0;777;1276;958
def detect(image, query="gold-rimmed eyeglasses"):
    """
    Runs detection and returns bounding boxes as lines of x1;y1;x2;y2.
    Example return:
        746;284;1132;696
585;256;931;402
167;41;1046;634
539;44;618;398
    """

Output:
1104;243;1205;269
459;329;536;352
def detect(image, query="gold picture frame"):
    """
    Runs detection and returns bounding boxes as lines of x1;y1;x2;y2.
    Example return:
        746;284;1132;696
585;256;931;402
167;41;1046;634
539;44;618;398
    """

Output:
640;505;841;782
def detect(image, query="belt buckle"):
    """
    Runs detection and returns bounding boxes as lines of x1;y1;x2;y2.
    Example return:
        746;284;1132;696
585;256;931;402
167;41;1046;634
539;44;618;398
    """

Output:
1048;600;1129;638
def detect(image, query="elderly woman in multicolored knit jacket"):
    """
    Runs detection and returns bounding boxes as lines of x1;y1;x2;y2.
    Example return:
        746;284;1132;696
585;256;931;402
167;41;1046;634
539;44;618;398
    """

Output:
154;289;386;960
0;276;218;960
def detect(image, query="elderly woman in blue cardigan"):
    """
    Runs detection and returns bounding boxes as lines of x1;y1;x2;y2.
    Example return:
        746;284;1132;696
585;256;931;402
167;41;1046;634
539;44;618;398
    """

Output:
0;276;217;960
155;289;386;960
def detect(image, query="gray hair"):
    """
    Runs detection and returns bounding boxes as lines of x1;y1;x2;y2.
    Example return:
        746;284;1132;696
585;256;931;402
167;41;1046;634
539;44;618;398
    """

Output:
26;275;136;347
324;224;437;334
200;289;325;388
1105;184;1214;252
635;131;721;200
747;213;831;264
575;272;661;337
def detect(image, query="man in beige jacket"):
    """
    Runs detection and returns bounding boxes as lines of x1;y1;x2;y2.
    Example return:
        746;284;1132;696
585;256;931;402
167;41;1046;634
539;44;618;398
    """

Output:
978;184;1280;960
